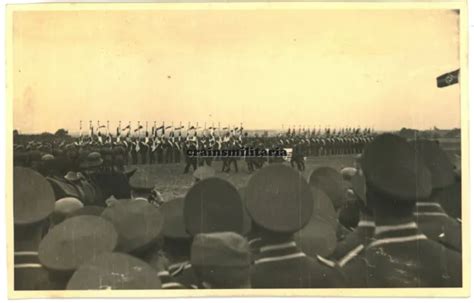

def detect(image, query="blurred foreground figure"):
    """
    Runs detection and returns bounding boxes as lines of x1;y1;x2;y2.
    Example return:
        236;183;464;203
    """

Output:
410;139;461;252
340;134;462;287
245;164;346;288
14;168;57;290
191;232;251;288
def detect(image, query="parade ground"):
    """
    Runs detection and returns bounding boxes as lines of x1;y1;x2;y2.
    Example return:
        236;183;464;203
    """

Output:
126;138;460;202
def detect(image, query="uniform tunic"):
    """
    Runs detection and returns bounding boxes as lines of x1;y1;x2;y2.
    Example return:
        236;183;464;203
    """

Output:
330;219;374;262
251;238;346;288
340;222;462;288
14;251;62;290
415;202;462;252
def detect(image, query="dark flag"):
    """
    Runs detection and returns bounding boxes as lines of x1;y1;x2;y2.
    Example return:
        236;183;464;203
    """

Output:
437;69;460;88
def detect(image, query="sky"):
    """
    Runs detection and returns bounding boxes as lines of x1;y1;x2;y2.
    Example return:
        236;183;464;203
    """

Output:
11;8;460;134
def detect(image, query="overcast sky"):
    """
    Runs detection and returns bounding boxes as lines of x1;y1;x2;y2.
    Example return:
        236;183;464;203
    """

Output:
11;8;460;133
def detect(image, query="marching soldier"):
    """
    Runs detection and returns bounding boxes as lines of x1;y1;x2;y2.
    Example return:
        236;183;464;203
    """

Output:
244;164;346;288
183;140;198;174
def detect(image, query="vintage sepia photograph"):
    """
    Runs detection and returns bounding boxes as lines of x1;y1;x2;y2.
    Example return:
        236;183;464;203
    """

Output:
5;1;469;298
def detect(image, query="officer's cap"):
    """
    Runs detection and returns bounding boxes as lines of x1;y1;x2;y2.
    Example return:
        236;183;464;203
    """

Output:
410;139;455;189
80;152;103;169
38;215;117;272
128;169;156;192
66;252;162;290
160;198;189;240
360;133;432;201
308;167;346;209
101;199;164;253
294;188;337;257
54;197;84;217
191;232;250;267
14;167;55;225
184;177;244;235
245;164;313;233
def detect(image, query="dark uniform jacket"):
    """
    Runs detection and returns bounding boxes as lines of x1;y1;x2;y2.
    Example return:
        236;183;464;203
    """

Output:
330;219;375;262
14;251;62;290
415;202;462;252
169;261;200;289
340;222;462;288
251;238;347;288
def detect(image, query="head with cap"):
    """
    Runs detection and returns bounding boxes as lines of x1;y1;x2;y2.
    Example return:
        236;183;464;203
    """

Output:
184;177;245;236
128;169;156;201
355;133;432;222
245;164;314;239
67;252;162;290
80;152;103;174
160;198;192;261
294;188;337;257
51;197;84;225
191;232;251;289
308;166;346;211
101;199;164;257
409;139;455;198
38;215;118;287
14;167;56;251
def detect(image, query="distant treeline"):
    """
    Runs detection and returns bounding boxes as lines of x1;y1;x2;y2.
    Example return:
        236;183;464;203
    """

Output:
397;128;461;140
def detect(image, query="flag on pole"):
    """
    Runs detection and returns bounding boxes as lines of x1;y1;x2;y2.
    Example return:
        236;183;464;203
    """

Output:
437;69;460;88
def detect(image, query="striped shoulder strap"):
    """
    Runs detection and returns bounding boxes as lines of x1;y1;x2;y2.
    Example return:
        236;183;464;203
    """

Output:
337;244;365;267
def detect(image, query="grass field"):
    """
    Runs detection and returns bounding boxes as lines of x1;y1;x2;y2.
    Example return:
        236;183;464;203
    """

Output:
126;155;358;201
125;138;461;202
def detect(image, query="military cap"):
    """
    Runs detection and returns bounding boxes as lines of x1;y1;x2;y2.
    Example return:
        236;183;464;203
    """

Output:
294;187;337;257
128;169;156;192
308;167;346;209
184;177;244;235
310;187;338;229
80;152;103;169
64;171;80;182
14;167;55;225
160;198;189;239
359;133;432;201
410;139;455;189
245;164;313;233
38;215;118;272
101;199;164;253
191;232;250;267
193;166;216;181
69;205;105;218
54;197;84;216
41;154;55;161
66;252;162;290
